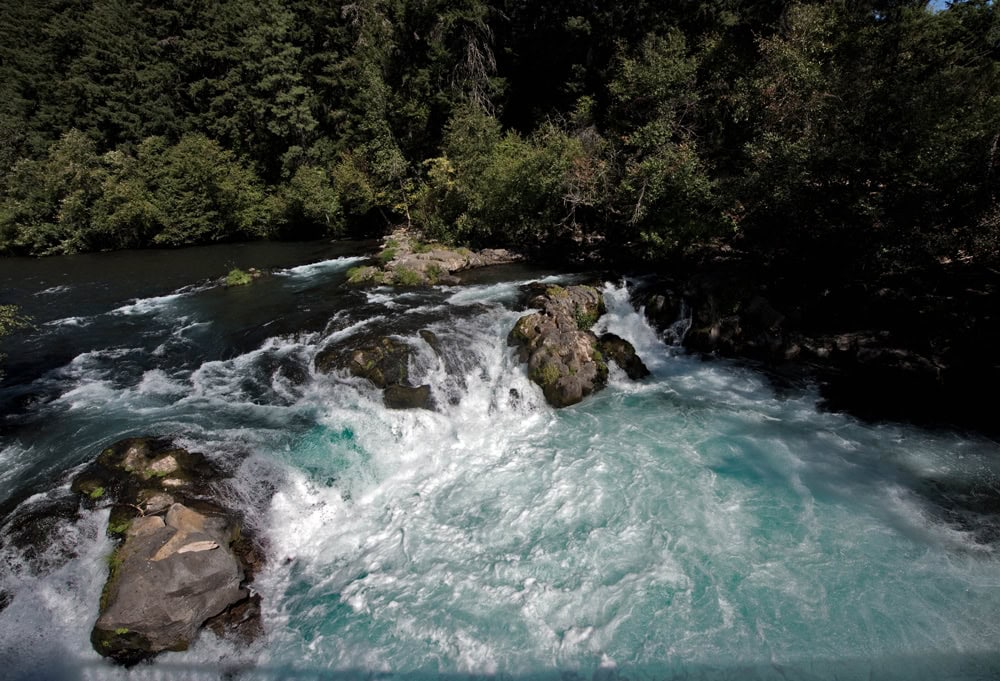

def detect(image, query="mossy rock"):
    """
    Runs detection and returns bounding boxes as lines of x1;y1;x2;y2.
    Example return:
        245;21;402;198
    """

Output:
598;333;650;380
91;624;157;665
509;284;617;408
346;265;383;286
314;336;412;389
72;438;224;512
107;506;137;537
507;313;544;350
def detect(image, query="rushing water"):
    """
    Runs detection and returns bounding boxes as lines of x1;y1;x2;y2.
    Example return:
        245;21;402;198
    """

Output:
1;242;1000;681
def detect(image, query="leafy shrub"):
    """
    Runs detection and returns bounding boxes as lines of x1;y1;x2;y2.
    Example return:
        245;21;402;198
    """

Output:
146;135;269;247
573;304;599;330
392;267;422;287
377;247;398;265
425;263;443;284
226;268;253;286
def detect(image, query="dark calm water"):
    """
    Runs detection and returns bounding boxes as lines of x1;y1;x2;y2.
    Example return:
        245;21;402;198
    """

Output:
1;241;999;681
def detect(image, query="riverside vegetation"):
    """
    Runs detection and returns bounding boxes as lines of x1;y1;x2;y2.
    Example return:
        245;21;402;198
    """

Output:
0;0;996;272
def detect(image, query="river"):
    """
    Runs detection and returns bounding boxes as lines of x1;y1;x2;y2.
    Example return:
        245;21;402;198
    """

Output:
1;241;999;681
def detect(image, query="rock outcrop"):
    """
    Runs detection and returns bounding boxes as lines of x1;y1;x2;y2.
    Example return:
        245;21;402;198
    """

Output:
508;284;647;407
346;228;522;287
314;335;435;410
675;272;791;361
71;438;260;664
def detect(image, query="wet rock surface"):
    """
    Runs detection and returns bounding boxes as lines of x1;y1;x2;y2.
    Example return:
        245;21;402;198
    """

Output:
598;333;650;380
315;335;412;388
91;503;246;664
509;284;647;407
315;335;435;410
384;383;435;410
70;437;262;665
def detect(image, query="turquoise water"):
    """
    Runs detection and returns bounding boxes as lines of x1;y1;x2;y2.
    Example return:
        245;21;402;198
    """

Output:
1;247;999;680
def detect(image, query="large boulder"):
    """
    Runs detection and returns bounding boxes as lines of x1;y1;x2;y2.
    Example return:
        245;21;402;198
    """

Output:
91;504;246;663
509;285;647;408
71;438;261;665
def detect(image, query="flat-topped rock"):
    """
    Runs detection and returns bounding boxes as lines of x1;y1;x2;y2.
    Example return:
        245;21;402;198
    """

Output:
71;438;262;665
347;228;522;287
91;503;245;664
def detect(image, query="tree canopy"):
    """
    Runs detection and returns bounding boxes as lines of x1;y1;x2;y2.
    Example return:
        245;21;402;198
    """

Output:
0;0;996;272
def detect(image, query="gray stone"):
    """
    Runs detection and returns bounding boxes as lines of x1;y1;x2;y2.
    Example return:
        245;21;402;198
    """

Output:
508;285;622;408
91;503;244;663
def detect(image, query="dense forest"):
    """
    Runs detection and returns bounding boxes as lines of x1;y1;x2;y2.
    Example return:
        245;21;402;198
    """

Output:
1;0;997;276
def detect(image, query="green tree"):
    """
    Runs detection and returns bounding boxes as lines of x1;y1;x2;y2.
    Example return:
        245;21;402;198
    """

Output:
143;134;269;247
89;148;163;250
184;0;318;179
413;106;591;248
606;32;720;257
269;165;344;237
0;129;106;255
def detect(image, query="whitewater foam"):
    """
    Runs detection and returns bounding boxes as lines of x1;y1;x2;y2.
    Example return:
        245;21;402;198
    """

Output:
35;284;73;296
2;278;1000;680
43;316;90;328
278;256;368;278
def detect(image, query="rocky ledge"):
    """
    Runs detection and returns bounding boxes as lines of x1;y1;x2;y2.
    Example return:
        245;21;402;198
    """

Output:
508;284;649;408
346;228;522;287
71;438;262;665
632;260;1000;433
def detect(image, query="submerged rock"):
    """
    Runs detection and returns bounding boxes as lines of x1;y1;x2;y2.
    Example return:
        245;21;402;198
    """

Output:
598;333;650;379
508;284;647;408
384;383;435;410
72;438;261;665
315;334;438;410
314;336;411;388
